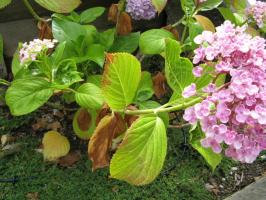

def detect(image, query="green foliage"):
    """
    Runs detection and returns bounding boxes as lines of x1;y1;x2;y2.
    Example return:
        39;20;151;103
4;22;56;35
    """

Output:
139;29;175;55
135;71;154;102
80;7;105;24
190;125;222;171
180;0;195;15
34;0;81;13
5;78;54;116
110;114;167;185
102;53;141;110
75;83;104;109
198;0;223;11
152;0;167;13
110;32;140;53
0;0;12;9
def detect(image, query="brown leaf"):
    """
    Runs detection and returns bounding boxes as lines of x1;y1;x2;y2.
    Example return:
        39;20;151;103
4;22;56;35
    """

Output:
38;21;53;40
1;134;16;146
77;109;92;131
32;117;49;131
96;104;111;125
108;4;119;23
59;151;81;167
116;12;132;36
26;192;39;200
152;72;167;98
163;25;179;40
124;105;139;127
88;113;127;171
46;121;62;131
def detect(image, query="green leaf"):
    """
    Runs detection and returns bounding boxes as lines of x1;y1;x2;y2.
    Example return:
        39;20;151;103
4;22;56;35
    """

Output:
0;0;12;9
11;47;23;77
152;0;167;13
218;7;237;24
80;7;105;24
34;0;81;13
85;44;105;67
180;0;195;15
87;75;102;88
231;0;247;11
135;72;154;102
139;29;175;55
110;32;140;53
190;125;222;171
102;53;141;110
98;28;116;51
110;115;167;185
5;78;54;116
188;21;204;50
165;38;194;94
75;83;104;109
52;18;87;42
138;101;169;127
198;0;223;11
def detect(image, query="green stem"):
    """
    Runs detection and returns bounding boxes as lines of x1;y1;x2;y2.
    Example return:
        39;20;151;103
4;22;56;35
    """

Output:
172;16;186;27
181;24;188;44
22;0;45;22
124;97;203;115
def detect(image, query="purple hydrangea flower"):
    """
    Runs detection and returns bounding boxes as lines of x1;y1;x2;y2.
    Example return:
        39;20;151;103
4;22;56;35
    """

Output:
126;0;157;20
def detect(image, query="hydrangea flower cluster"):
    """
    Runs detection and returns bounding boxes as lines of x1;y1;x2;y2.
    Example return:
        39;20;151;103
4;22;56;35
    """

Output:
125;0;157;20
183;21;266;163
19;39;57;64
246;0;266;28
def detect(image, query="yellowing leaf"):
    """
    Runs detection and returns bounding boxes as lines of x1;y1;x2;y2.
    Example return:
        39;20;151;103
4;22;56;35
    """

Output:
34;0;81;13
42;131;70;161
194;15;215;32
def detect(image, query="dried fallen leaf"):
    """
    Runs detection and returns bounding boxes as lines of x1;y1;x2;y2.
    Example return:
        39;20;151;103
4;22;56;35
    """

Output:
1;134;16;146
88;113;126;171
26;192;39;200
116;12;132;36
0;143;22;159
96;104;111;125
59;151;81;167
32;117;49;131
108;4;119;23
46;121;62;131
42;131;70;161
152;72;167;98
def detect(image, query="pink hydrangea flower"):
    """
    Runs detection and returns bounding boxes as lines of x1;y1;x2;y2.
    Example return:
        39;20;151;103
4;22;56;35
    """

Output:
182;83;197;98
246;0;266;28
183;21;266;163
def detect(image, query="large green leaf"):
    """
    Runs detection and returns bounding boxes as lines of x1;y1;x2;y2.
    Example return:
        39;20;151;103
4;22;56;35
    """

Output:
152;0;167;13
110;32;140;53
87;75;102;88
190;125;222;171
52;19;87;42
34;0;81;13
198;0;223;11
135;71;154;102
218;7;237;24
5;78;54;116
0;0;12;9
110;115;167;185
98;28;116;51
165;38;194;94
80;7;105;24
75;83;104;109
139;29;175;55
102;53;141;110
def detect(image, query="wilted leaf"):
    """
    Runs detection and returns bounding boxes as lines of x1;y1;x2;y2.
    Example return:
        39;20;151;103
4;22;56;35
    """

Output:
108;4;119;23
38;21;53;40
116;12;132;36
73;108;97;139
42;131;70;161
26;192;39;200
194;15;215;32
163;25;179;40
152;72;167;98
59;150;81;167
88;113;126;170
1;134;16;146
34;0;81;13
96;104;111;125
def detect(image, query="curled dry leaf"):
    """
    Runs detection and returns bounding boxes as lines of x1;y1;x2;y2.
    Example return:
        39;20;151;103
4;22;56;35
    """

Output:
96;104;111;125
42;131;70;161
38;21;53;40
1;134;16;146
88;113;127;171
108;4;119;23
116;12;132;36
32;117;49;131
152;72;167;98
59;150;81;167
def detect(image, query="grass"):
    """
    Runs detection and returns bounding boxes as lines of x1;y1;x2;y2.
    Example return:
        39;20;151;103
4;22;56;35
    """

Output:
0;110;234;200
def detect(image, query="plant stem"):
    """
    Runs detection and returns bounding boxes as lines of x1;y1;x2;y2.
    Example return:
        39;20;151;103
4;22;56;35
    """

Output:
22;0;45;22
181;24;188;44
123;97;203;115
172;16;186;27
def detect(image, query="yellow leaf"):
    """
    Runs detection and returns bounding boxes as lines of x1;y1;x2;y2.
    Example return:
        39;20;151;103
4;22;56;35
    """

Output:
42;131;70;161
194;15;216;32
